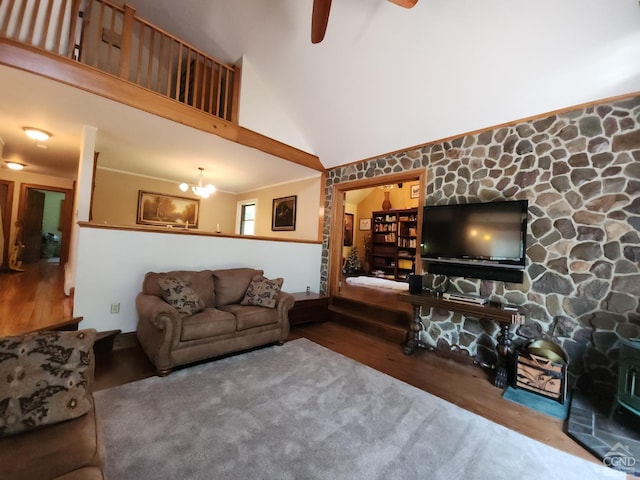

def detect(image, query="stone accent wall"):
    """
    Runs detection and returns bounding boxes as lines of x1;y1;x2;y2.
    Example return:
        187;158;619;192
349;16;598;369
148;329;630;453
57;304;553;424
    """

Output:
323;94;640;393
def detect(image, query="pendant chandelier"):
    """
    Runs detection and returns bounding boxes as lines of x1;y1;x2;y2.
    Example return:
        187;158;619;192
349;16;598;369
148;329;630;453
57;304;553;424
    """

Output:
179;167;216;198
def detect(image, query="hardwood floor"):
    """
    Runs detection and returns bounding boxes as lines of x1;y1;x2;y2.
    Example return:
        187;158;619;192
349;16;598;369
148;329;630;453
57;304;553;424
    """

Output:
0;260;75;337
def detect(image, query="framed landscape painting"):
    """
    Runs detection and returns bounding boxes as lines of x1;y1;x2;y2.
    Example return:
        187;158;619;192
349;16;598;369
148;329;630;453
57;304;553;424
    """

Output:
137;191;199;228
272;195;297;231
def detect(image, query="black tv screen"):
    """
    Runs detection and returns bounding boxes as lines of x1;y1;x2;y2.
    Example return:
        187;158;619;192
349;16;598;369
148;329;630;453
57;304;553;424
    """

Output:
421;200;528;282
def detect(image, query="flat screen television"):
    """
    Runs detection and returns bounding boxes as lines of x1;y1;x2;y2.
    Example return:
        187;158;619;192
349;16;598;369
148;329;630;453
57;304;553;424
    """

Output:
420;199;529;283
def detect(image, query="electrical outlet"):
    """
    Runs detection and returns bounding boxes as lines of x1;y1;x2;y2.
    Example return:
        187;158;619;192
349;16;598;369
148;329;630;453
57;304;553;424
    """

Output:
110;303;120;314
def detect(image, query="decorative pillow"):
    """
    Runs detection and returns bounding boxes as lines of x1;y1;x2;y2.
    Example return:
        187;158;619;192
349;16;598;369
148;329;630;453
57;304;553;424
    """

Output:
240;275;284;308
158;277;205;316
0;329;96;437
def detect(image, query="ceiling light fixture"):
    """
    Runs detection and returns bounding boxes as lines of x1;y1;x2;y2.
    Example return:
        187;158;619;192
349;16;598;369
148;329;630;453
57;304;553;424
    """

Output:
179;167;216;198
5;161;26;171
23;127;52;142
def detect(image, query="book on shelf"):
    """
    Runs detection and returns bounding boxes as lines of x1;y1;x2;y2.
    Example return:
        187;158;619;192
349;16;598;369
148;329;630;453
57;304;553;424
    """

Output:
398;259;413;270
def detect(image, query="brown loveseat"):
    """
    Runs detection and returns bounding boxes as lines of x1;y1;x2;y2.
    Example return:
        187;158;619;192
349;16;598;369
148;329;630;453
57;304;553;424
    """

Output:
136;267;294;375
0;330;105;480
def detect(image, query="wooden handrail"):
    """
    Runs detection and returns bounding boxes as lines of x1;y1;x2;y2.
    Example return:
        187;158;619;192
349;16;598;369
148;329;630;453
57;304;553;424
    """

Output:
0;2;323;170
0;0;238;122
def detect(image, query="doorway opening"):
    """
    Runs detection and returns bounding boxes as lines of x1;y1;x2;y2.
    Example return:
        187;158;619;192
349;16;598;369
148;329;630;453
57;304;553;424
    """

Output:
328;169;426;301
17;183;73;266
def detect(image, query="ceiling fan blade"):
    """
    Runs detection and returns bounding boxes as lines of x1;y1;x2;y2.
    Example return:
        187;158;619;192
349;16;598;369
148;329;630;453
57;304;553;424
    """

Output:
311;0;332;44
388;0;418;8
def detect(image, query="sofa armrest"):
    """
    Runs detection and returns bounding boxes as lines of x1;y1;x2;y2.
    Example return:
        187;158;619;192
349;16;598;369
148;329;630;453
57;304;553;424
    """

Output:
276;291;295;313
136;293;180;330
136;293;182;373
275;291;295;340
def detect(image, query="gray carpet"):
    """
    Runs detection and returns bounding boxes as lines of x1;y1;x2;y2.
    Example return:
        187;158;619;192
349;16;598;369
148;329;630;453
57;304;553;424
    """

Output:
94;339;624;480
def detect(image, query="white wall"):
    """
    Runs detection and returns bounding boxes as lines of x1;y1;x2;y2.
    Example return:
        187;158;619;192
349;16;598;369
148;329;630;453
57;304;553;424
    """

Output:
74;226;322;333
237;56;314;155
236;176;322;240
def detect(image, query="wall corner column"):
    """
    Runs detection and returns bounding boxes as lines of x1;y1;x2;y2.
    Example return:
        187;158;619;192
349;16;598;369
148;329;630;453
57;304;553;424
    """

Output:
65;125;97;296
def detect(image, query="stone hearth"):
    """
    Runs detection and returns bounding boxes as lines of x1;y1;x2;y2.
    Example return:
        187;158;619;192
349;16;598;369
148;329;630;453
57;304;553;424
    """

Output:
568;391;640;476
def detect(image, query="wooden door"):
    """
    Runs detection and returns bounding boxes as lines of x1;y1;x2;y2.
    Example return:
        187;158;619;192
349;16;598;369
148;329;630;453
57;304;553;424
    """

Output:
0;181;14;269
22;189;45;264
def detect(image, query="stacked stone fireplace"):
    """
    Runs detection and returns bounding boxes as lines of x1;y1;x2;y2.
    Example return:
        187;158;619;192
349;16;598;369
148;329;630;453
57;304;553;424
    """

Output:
323;94;640;395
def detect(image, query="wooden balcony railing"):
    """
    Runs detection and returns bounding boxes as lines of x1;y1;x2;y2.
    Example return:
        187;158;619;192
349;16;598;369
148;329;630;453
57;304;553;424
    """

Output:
0;0;239;122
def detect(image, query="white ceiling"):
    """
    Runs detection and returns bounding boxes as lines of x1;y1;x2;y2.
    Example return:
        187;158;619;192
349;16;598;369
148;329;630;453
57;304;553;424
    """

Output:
1;0;639;192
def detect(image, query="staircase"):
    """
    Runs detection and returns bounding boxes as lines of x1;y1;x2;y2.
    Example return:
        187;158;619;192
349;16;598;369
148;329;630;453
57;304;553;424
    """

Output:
328;295;411;344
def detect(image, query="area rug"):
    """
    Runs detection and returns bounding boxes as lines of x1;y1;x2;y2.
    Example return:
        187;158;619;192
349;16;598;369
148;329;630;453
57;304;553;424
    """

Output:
94;339;623;480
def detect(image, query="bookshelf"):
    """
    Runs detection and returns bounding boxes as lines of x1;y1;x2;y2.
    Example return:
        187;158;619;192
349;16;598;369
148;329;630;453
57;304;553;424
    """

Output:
370;208;418;281
397;209;418;279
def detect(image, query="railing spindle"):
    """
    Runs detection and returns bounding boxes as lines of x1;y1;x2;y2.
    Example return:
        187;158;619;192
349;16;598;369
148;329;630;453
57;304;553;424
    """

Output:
27;0;40;45
165;38;173;97
0;0;16;35
135;22;144;85
174;41;183;101
105;6;115;72
146;28;155;89
14;0;28;41
67;0;81;59
41;0;54;50
92;1;104;69
118;4;133;80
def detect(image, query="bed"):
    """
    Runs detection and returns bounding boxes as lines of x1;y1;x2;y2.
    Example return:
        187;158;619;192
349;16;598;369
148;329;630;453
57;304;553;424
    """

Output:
345;276;409;291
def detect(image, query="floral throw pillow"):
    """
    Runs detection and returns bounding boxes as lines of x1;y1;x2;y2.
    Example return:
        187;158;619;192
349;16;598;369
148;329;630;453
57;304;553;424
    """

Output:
158;277;205;316
0;329;96;437
240;275;284;308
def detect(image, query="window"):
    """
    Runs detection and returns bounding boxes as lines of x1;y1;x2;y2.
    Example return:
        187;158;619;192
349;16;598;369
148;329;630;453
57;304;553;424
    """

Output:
238;201;256;235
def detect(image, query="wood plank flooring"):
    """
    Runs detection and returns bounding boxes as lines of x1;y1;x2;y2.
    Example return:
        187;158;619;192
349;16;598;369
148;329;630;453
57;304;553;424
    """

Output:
0;260;74;337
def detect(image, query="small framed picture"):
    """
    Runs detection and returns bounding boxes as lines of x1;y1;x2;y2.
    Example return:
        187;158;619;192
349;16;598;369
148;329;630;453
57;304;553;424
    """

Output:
272;195;297;231
410;184;420;199
359;218;371;231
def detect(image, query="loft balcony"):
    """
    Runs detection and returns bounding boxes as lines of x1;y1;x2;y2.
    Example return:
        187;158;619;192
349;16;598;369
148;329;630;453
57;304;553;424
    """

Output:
0;0;321;170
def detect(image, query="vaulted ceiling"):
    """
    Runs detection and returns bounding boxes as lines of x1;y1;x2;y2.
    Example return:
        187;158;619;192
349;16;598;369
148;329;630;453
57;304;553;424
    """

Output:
126;0;640;169
1;0;639;192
